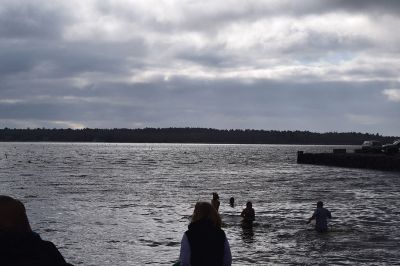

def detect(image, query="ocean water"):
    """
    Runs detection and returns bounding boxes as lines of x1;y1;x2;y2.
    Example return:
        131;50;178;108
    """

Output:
0;143;399;265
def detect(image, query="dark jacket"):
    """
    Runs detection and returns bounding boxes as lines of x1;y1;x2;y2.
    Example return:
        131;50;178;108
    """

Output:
185;219;226;266
0;232;72;266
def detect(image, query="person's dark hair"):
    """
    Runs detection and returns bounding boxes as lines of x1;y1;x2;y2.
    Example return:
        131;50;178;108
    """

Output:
317;201;323;208
191;202;222;228
212;193;219;200
0;195;32;233
246;201;252;208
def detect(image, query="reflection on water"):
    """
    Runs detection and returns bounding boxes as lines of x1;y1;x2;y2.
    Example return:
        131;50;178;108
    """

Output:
0;143;400;265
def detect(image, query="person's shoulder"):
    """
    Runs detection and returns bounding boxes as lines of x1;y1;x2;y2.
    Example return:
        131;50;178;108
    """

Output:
1;234;71;266
39;239;59;250
217;228;227;239
36;239;71;265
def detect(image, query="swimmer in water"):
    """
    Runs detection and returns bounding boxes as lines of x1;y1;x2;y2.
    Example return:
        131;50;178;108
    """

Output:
241;201;255;224
307;201;332;232
211;193;220;211
229;197;235;208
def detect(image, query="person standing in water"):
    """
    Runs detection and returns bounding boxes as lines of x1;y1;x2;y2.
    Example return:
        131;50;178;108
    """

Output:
211;193;220;211
307;201;332;232
241;201;255;223
229;197;235;208
179;202;232;266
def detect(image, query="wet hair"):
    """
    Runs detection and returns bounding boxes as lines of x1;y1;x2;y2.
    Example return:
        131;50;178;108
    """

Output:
212;193;219;200
0;195;32;233
246;201;253;208
191;202;222;228
317;201;323;208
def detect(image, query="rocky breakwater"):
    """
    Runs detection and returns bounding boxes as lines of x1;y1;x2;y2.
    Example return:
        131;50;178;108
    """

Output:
297;149;400;172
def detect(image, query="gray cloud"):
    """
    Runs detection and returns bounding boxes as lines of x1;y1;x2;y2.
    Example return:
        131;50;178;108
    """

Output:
1;77;398;133
0;0;399;136
0;1;72;39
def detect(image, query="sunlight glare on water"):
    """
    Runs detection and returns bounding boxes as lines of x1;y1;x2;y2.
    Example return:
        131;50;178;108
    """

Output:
0;143;399;265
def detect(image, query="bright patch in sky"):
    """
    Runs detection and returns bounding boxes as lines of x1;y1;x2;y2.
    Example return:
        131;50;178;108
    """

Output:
383;89;400;102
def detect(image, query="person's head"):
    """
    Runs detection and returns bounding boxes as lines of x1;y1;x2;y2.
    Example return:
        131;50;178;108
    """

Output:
191;202;222;228
212;193;219;200
0;195;32;233
246;201;253;208
317;201;323;208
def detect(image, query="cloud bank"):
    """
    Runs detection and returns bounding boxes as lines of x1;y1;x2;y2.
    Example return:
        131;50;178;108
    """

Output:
0;0;399;135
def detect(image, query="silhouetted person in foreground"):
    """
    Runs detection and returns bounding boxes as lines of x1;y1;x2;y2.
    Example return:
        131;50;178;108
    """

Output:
229;197;235;208
211;192;220;211
241;201;255;224
0;195;73;266
179;202;231;266
307;201;332;232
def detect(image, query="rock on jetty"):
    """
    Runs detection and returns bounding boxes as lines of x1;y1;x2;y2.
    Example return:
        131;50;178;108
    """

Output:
297;150;400;171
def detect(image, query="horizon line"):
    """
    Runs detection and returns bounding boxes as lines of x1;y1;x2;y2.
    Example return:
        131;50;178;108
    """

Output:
1;127;398;138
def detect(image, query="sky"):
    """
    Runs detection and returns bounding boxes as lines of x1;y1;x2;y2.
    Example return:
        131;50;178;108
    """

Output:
0;0;399;136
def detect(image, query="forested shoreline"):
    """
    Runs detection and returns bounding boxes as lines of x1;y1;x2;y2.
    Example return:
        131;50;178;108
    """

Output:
0;128;397;145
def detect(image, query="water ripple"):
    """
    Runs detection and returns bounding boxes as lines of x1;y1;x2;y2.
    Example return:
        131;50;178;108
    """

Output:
0;143;399;265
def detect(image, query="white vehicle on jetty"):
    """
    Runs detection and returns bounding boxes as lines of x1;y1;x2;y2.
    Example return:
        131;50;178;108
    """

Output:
361;140;382;153
382;139;400;155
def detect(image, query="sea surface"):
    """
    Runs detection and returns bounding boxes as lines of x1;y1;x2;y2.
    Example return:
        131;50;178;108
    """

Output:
0;143;399;265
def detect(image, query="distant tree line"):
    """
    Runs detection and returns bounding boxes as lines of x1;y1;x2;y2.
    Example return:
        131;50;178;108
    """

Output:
0;128;397;145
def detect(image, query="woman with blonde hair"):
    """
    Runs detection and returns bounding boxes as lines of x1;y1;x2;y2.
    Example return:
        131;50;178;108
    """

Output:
179;202;231;266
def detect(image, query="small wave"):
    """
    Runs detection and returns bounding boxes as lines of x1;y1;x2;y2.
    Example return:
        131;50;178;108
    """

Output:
176;161;200;165
236;257;257;264
111;204;137;209
139;239;162;247
69;174;88;177
24;195;38;199
20;173;34;177
43;228;57;233
165;241;180;247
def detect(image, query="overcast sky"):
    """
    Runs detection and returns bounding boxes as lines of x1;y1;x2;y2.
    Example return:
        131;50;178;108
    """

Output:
1;0;399;136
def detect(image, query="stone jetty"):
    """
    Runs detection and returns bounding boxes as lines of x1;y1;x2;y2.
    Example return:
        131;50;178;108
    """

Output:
297;150;400;171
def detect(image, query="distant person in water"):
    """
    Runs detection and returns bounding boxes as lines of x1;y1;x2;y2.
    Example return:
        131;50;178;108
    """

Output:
241;201;255;223
211;192;220;211
179;202;232;266
307;201;332;232
229;197;235;208
0;195;72;265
